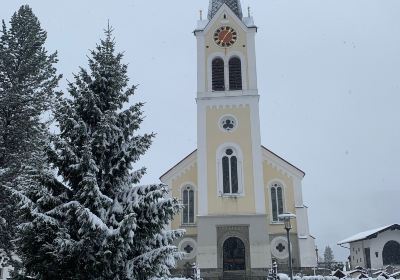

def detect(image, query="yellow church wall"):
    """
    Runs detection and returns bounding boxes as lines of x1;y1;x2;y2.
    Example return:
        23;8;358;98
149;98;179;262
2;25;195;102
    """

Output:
263;161;298;234
206;105;256;215
170;163;198;236
204;12;249;90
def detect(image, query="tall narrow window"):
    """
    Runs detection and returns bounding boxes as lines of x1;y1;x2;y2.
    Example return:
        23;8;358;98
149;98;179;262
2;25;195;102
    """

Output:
182;185;195;225
271;182;284;222
212;58;225;91
229;57;242;90
222;148;239;194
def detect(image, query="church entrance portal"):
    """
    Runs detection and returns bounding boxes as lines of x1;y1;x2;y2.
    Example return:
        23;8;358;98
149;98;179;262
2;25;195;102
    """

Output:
223;237;246;271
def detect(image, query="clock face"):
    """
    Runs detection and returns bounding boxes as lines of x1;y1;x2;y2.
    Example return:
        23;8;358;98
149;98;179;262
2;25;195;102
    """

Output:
214;26;238;48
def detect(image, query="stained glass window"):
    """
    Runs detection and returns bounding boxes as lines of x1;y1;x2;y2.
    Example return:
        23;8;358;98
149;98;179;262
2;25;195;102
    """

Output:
189;190;194;224
231;156;238;193
222;148;239;194
182;186;195;225
271;183;284;222
222;156;230;193
271;187;277;221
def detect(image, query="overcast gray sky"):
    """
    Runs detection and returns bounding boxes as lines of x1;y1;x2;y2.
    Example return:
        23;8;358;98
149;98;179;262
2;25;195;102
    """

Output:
1;0;399;262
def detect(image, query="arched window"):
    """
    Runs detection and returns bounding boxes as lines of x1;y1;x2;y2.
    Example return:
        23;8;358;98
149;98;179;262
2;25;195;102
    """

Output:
182;185;195;225
383;240;400;265
217;144;243;196
222;148;239;194
212;58;225;91
271;182;284;222
229;57;242;90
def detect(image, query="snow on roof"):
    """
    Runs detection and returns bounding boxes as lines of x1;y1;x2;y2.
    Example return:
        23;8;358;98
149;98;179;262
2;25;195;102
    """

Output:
338;224;400;245
391;271;400;277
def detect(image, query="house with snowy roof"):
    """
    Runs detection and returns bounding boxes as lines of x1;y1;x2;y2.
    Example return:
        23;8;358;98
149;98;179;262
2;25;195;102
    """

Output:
338;224;400;270
160;0;316;278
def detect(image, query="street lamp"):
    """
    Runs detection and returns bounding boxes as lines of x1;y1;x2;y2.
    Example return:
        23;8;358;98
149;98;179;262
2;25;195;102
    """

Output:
278;213;296;280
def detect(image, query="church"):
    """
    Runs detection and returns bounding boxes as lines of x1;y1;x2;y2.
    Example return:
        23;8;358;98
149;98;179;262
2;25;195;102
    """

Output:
160;0;317;278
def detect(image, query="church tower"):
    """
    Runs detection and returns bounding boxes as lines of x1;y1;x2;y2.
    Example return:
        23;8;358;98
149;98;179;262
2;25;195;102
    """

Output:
195;0;270;276
196;0;264;216
161;1;317;278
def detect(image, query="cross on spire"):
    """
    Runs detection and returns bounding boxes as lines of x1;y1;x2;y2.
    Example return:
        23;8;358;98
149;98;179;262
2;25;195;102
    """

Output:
208;0;243;20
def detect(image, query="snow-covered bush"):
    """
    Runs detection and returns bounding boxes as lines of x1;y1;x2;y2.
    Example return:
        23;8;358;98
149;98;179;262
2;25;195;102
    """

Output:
278;273;290;280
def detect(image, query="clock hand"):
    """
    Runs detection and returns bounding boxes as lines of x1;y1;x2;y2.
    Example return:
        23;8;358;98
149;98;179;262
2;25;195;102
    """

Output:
222;32;230;43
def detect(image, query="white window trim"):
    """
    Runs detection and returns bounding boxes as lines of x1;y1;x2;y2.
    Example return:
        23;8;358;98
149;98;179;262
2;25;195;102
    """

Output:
180;183;197;226
216;142;244;197
267;179;287;224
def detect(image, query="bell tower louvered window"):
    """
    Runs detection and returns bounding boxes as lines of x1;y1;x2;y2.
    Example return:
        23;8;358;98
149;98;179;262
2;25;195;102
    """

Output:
229;57;242;90
212;58;225;91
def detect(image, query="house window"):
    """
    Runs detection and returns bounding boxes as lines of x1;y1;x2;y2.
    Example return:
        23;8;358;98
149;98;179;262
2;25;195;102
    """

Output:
271;182;284;222
229;57;242;90
212;57;225;91
182;185;195;225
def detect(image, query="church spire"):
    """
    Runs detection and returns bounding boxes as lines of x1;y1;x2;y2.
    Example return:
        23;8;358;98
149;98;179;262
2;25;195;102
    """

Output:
208;0;243;20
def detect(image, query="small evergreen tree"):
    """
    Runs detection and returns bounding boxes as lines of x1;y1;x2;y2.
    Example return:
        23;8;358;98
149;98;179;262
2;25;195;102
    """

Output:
324;246;335;268
17;26;183;280
0;5;60;269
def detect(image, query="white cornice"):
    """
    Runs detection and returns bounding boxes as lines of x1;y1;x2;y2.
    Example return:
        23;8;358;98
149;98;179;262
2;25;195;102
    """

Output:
262;147;305;180
196;94;259;108
160;151;197;183
197;90;259;99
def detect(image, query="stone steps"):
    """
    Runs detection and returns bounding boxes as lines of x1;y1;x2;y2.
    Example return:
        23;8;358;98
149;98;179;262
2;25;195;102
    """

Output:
223;271;246;280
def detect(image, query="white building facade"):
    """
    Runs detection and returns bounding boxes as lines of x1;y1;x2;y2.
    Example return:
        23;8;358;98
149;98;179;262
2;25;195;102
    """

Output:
338;224;400;270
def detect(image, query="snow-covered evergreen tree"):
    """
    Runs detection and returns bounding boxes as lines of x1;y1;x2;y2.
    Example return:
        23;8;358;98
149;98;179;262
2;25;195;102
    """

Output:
0;5;60;269
324;246;335;268
17;26;183;280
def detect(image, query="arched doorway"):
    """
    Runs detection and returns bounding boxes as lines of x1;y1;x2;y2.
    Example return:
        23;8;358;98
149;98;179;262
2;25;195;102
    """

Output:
383;240;400;265
223;237;246;271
